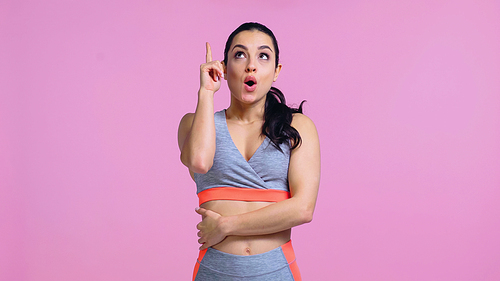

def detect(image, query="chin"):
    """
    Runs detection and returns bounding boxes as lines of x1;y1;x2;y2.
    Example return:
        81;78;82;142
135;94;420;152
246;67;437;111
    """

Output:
239;95;257;103
231;88;267;104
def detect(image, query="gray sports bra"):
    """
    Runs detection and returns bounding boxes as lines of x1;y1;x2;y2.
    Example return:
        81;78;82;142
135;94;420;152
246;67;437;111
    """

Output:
194;110;291;204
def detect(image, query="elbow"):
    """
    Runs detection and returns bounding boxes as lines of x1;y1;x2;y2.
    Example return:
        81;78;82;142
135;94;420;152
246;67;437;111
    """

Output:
299;207;314;224
183;154;213;174
291;198;315;225
191;160;213;174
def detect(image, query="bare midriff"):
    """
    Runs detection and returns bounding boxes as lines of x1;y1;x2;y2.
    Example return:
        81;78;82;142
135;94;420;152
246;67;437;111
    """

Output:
200;200;291;256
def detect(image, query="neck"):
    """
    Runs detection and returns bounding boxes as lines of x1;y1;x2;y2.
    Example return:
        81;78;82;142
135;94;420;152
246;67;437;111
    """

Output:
226;96;266;123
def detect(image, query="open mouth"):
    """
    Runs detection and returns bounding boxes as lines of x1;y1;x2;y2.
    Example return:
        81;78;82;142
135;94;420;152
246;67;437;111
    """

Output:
244;76;257;89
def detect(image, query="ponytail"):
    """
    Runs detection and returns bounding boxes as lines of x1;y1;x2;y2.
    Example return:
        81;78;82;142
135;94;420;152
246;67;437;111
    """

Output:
263;87;305;151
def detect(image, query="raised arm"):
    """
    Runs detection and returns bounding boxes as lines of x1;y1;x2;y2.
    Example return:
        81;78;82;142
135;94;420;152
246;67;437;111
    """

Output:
178;42;225;174
196;113;320;249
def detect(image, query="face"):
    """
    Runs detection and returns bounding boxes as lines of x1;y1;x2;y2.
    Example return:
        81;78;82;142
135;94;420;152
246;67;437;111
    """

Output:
224;30;282;105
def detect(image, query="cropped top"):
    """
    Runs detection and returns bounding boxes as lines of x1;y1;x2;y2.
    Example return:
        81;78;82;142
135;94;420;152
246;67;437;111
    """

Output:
194;110;291;205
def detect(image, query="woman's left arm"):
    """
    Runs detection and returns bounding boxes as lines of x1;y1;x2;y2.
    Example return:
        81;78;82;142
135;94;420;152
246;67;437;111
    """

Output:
196;114;320;250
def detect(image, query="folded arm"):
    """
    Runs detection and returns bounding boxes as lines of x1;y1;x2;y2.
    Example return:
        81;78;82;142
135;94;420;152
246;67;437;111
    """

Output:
196;113;321;249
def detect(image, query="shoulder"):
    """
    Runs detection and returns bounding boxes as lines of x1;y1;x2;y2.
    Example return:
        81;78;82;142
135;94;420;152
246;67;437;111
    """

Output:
179;112;195;127
178;113;195;133
291;113;317;134
290;113;319;151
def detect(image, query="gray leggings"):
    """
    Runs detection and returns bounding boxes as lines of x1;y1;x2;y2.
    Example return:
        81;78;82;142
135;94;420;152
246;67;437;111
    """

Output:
193;240;301;281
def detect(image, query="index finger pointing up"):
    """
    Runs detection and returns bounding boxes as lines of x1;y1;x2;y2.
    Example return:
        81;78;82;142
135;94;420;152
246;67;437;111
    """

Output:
206;42;212;63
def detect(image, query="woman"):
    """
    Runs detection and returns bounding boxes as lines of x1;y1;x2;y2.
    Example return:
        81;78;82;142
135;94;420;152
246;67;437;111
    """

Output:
178;22;320;281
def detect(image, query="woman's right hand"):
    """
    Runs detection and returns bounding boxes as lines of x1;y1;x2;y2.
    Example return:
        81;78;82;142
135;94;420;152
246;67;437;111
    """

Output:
200;42;224;94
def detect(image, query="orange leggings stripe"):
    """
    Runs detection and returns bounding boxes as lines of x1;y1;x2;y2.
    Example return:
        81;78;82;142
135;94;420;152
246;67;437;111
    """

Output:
192;249;207;281
282;240;302;281
198;187;291;205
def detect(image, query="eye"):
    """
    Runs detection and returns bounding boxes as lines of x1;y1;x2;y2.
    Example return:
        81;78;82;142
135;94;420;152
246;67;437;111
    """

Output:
235;51;245;59
259;53;269;60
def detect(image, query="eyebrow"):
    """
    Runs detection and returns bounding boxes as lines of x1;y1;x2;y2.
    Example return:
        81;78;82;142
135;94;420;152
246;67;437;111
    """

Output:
231;44;273;53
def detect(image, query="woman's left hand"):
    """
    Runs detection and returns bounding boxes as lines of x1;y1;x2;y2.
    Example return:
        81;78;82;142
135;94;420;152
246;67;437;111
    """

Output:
195;207;227;250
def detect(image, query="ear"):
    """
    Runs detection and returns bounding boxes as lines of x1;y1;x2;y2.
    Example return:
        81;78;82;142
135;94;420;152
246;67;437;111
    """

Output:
222;61;227;80
273;63;282;82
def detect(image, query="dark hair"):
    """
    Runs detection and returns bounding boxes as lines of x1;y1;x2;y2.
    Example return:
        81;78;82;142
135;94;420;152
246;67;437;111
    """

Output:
223;22;305;150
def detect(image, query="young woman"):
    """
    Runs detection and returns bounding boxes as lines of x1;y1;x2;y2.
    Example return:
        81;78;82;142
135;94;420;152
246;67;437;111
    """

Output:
178;22;320;281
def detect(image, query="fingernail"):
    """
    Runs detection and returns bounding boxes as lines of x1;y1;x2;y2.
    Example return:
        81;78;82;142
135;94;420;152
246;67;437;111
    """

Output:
195;207;200;211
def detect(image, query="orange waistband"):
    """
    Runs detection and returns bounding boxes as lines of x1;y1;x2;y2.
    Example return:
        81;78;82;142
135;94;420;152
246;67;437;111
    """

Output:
198;187;291;205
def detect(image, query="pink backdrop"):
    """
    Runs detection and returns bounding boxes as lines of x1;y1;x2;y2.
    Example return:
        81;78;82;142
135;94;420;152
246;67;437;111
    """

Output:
1;0;499;280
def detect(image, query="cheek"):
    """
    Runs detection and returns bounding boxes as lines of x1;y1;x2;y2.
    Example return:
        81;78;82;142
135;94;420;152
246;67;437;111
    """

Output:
226;63;241;79
261;68;276;83
227;71;240;86
226;70;241;93
227;59;243;71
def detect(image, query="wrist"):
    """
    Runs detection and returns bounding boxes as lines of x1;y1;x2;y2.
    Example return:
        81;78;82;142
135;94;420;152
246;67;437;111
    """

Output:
219;215;236;236
198;88;215;97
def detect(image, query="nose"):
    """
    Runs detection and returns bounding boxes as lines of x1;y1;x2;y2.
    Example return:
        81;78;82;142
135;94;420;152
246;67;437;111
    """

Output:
246;59;256;73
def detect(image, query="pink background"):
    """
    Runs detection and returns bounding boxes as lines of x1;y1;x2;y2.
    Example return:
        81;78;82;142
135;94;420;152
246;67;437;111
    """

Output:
1;0;499;280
